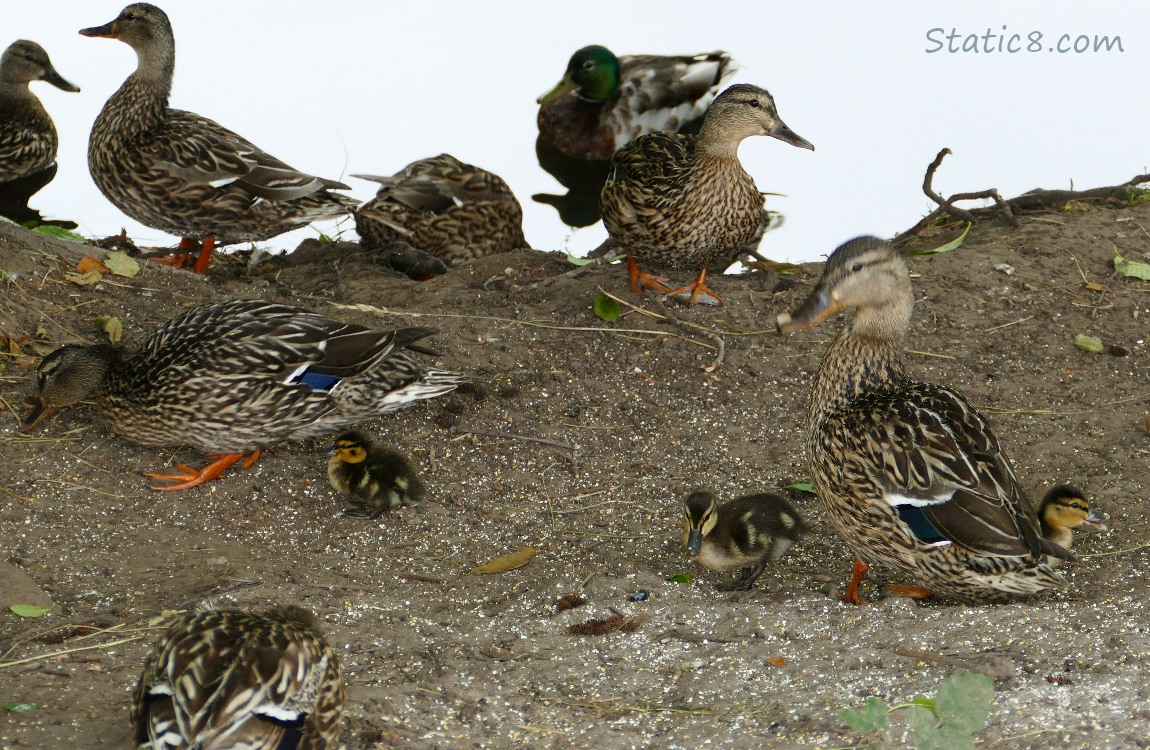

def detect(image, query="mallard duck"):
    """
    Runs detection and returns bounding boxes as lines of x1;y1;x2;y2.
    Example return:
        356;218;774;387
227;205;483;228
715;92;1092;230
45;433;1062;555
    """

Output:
600;83;813;305
682;489;807;591
133;604;343;750
80;4;358;274
0;40;79;225
353;154;527;267
1038;485;1110;565
328;430;425;518
20;299;462;490
537;45;735;162
778;236;1077;604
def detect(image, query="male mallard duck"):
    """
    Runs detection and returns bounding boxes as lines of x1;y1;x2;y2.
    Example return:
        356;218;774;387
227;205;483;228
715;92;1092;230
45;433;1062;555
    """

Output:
354;154;527;267
328;430;425;518
20;299;462;490
600;83;813;305
778;236;1076;604
537;45;735;162
682;489;808;591
80;4;357;273
0;40;79;225
1038;485;1110;565
134;604;343;750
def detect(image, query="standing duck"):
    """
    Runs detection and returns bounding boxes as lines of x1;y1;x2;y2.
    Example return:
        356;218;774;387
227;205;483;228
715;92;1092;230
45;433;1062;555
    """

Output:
778;236;1075;604
354;154;527;268
133;604;343;750
327;430;425;518
80;4;357;273
1038;485;1110;565
20;299;462;490
600;83;813;305
0;40;79;225
682;489;808;591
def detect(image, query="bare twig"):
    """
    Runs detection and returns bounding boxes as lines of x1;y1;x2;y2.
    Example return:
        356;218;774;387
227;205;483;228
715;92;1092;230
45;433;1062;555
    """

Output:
449;427;574;450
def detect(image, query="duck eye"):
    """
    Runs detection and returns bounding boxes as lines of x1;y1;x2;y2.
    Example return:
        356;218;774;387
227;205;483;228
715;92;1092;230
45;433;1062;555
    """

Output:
851;262;864;273
581;60;595;71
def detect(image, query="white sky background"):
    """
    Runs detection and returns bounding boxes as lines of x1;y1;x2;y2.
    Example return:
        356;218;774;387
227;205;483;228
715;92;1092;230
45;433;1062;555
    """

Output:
9;1;1149;263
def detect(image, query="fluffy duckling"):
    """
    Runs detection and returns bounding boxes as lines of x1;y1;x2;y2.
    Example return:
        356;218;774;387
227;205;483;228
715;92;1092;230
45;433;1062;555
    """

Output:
682;489;808;591
328;431;425;518
133;604;343;750
1039;485;1110;565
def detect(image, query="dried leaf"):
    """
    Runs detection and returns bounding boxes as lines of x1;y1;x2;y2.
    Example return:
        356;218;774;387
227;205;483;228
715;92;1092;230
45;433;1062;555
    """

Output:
104;251;141;277
76;256;109;274
567;614;642;636
745;259;803;275
9;603;51;618
470;546;538;574
97;316;123;344
555;594;586;612
1074;334;1104;353
1084;281;1107;292
767;656;786;667
65;270;105;286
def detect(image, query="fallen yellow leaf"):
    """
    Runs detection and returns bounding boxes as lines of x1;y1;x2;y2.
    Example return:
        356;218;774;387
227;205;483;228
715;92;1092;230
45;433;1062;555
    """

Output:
470;546;538;574
76;256;109;274
97;316;123;344
104;251;141;277
767;657;786;667
65;270;105;286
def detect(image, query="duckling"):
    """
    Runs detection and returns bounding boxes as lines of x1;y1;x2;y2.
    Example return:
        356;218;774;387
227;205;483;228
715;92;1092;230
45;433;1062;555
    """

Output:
133;604;343;750
682;489;808;591
327;430;425;518
1039;485;1111;565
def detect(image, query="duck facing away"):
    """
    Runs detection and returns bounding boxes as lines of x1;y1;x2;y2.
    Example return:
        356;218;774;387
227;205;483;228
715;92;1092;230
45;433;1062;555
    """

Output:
354;154;527;267
1038;485;1110;565
0;40;79;225
682;489;808;590
20;299;462;490
133;604;343;750
80;4;357;273
778;236;1074;604
328;430;425;518
600;83;813;305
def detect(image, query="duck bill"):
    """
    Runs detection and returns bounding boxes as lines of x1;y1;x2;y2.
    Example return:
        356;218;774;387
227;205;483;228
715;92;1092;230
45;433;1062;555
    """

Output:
687;529;702;557
777;289;843;335
537;75;577;105
42;66;80;93
768;121;815;151
18;400;56;433
79;21;118;39
1081;508;1112;533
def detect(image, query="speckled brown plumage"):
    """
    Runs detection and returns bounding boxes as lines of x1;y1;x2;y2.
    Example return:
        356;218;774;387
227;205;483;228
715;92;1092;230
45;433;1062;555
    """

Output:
133;604;343;750
327;430;425;518
779;236;1071;603
81;4;356;248
354;154;526;266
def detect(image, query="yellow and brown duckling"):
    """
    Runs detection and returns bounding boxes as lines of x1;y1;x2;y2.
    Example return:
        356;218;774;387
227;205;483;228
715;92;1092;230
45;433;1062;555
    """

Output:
682;489;808;591
1038;485;1110;565
80;4;357;273
354;154;527;268
600;82;813;305
327;431;425;518
778;236;1079;604
133;604;343;750
0;40;79;225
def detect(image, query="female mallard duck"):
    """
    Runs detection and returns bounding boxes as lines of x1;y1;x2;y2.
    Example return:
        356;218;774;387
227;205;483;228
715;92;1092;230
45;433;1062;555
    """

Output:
600;83;813;305
1038;485;1110;565
20;299;462;490
778;236;1077;604
328;430;425;518
537;45;735;162
0;40;79;225
354;154;527;267
80;4;357;274
682;489;807;591
134;604;343;750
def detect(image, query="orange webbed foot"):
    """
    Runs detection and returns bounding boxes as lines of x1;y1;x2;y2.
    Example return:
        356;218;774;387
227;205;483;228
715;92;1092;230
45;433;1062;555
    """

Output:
666;267;722;306
626;256;674;296
842;559;872;605
147;451;258;491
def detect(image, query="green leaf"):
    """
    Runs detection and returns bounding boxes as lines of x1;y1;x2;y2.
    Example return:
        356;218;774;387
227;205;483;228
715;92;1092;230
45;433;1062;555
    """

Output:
32;225;87;243
1114;248;1150;281
666;572;692;584
841;697;890;732
3;702;38;713
935;671;993;734
908;223;971;257
9;603;51;618
1074;334;1104;353
904;706;943;750
785;482;815;494
593;293;622;323
103;251;141;277
565;253;597;267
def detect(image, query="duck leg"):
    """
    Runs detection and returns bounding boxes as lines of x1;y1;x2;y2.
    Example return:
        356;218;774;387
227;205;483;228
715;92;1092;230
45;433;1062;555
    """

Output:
842;559;871;605
716;559;769;591
666;267;722;306
882;584;934;600
141;237;195;268
191;235;216;274
626;256;675;296
147;450;261;491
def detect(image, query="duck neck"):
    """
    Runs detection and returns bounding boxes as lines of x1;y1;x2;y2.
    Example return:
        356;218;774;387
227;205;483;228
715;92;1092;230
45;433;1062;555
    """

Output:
99;42;174;138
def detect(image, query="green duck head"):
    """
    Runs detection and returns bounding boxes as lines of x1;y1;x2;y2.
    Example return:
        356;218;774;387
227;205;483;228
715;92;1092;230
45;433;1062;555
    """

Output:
0;40;80;92
537;45;620;105
19;344;117;432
